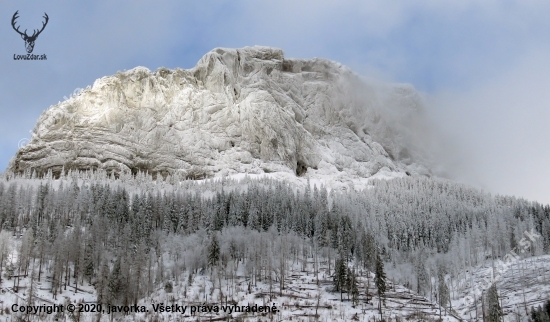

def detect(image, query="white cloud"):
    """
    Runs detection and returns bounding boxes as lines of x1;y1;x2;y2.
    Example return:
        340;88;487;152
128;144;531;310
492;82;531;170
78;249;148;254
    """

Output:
430;46;550;204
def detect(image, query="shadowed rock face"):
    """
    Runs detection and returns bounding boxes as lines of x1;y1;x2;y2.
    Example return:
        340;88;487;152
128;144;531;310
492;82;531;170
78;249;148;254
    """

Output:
8;46;431;179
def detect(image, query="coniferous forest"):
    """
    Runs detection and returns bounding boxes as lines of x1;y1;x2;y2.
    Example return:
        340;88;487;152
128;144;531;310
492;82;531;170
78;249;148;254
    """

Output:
0;169;549;321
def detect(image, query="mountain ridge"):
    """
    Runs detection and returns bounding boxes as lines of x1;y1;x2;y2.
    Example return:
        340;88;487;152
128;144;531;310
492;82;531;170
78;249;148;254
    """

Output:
9;46;432;182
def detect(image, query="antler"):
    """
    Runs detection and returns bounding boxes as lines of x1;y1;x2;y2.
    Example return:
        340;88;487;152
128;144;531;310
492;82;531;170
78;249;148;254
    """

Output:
11;11;27;37
30;13;49;38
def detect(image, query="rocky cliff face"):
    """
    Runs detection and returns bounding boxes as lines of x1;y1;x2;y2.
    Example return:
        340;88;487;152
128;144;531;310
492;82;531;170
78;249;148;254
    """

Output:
9;46;431;180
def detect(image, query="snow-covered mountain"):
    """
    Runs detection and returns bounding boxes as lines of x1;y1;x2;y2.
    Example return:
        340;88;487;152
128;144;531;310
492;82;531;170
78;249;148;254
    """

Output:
8;46;432;181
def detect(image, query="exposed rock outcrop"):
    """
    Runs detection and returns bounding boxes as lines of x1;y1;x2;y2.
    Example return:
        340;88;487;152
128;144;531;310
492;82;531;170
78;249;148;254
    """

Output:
9;46;431;180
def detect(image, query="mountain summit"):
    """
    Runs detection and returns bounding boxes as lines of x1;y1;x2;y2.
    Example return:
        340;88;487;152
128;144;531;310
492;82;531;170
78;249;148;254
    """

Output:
9;46;432;181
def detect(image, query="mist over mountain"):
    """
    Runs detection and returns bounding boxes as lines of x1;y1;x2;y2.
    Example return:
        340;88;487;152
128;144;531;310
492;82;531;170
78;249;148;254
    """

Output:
8;46;436;184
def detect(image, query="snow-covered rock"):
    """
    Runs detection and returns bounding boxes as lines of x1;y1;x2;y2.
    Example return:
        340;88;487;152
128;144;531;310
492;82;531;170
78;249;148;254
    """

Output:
9;46;432;180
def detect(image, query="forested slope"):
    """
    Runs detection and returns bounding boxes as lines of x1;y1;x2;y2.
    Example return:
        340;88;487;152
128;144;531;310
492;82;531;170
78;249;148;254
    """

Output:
0;170;548;320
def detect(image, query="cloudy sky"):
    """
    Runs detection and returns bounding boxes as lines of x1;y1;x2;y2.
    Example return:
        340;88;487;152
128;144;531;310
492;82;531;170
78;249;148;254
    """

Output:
1;1;549;203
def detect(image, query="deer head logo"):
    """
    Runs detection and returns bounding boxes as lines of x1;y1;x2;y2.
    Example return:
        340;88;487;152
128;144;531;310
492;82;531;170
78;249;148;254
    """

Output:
11;11;49;54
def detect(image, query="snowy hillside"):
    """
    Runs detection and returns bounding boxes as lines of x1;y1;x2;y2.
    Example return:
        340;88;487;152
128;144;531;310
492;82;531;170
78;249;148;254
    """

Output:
0;232;461;322
451;255;550;321
0;172;548;321
9;46;432;182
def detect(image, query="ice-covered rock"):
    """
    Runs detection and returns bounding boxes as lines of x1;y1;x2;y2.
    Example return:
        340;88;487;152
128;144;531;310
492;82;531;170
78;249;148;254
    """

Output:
9;46;432;180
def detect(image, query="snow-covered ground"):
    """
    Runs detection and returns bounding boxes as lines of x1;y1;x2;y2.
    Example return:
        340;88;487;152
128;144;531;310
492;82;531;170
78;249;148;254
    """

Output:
131;259;459;322
0;237;459;321
82;252;546;322
451;254;550;321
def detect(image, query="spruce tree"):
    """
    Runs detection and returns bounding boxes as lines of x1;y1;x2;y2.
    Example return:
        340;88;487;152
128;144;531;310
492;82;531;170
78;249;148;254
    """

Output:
83;240;94;284
96;261;110;305
416;251;429;296
530;300;550;322
333;257;347;301
486;283;502;322
375;250;386;320
349;268;359;306
438;266;450;318
364;231;376;271
27;269;38;307
207;233;220;268
107;258;124;304
345;267;353;300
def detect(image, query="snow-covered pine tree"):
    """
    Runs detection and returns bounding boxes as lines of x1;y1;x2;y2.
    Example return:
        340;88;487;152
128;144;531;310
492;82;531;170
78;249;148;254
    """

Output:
333;256;347;301
529;299;550;322
416;251;430;296
27;268;38;307
83;238;94;284
207;233;220;268
0;230;11;284
486;283;502;322
349;267;359;306
375;249;387;320
107;258;125;305
438;264;450;318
